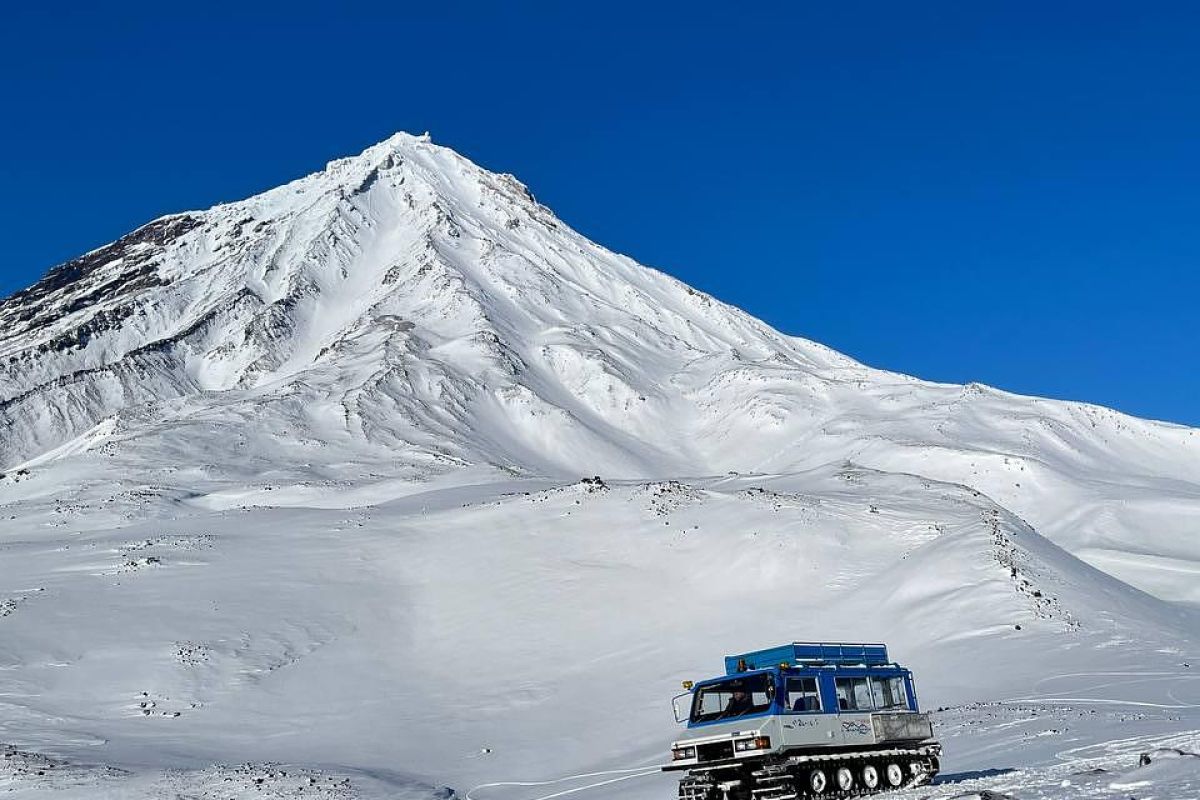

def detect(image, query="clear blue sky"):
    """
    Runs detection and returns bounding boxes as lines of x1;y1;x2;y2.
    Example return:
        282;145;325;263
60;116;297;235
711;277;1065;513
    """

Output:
2;2;1196;425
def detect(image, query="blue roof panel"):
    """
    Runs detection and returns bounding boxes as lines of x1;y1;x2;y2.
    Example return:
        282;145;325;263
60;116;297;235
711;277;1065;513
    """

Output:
725;642;890;673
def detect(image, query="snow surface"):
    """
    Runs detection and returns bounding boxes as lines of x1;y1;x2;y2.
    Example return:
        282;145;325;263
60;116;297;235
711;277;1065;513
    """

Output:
0;132;1197;798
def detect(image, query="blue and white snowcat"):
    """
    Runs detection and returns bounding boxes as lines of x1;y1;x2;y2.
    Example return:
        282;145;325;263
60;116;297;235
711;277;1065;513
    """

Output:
664;642;941;799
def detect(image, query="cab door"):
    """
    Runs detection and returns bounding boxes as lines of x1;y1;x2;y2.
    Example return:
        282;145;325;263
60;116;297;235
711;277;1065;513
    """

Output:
778;675;838;748
834;676;877;746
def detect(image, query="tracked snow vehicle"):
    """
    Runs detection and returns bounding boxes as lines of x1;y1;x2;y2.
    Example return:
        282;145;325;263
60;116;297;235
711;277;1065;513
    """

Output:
664;643;940;799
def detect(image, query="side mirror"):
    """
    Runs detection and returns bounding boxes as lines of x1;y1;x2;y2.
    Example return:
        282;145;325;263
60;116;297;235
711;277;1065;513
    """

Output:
672;692;692;724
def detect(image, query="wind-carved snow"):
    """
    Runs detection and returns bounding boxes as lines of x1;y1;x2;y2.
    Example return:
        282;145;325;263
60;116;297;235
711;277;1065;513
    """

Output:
0;132;1197;798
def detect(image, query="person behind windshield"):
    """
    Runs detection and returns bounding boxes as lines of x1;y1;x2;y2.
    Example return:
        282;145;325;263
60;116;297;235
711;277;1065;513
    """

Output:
721;688;754;718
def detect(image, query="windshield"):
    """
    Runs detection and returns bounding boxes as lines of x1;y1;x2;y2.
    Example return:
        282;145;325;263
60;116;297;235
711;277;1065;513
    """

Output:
690;674;775;723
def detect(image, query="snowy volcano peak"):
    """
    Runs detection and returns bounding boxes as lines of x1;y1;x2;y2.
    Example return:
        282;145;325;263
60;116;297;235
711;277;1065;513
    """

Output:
0;130;550;366
0;131;854;473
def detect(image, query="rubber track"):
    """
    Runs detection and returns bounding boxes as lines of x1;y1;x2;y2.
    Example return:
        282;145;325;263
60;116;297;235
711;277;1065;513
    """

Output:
679;745;940;800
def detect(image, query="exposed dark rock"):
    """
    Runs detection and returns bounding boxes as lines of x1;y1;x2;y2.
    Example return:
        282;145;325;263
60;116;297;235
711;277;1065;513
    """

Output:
0;215;200;348
0;215;200;312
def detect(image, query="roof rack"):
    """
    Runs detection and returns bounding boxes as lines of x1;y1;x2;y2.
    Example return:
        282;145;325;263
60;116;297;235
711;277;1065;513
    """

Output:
724;642;889;674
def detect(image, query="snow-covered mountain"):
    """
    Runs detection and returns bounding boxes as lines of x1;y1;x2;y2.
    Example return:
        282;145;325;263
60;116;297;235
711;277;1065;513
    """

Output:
1;133;1197;799
4;132;1198;602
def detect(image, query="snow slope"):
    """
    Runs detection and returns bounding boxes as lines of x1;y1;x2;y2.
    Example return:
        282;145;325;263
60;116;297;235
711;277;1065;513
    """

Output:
0;133;1197;798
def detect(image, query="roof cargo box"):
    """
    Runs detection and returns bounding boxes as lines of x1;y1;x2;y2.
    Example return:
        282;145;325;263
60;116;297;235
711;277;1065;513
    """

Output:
725;642;889;674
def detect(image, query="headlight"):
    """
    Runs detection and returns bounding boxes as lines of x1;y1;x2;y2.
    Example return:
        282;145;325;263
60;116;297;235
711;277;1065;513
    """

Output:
672;746;697;761
734;737;771;752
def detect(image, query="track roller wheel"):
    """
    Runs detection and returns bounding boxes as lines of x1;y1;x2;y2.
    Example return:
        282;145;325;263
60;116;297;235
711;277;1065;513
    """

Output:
860;764;879;791
834;766;854;792
884;762;904;788
807;768;828;795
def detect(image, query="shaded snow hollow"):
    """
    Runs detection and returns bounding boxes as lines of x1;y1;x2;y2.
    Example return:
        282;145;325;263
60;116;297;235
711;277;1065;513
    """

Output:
0;133;1197;798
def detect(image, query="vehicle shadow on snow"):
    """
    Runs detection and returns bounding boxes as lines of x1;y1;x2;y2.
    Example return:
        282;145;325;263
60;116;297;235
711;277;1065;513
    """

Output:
933;768;1016;784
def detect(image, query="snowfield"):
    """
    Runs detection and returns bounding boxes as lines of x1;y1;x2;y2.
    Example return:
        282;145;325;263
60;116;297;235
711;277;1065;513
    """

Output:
0;133;1196;798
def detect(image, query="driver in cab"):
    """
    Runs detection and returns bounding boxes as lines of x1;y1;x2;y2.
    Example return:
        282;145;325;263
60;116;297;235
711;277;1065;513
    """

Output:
721;687;754;718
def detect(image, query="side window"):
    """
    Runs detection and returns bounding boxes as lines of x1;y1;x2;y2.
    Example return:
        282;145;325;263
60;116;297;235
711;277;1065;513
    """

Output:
853;678;874;710
835;677;873;711
871;676;908;709
835;678;851;710
786;677;822;713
